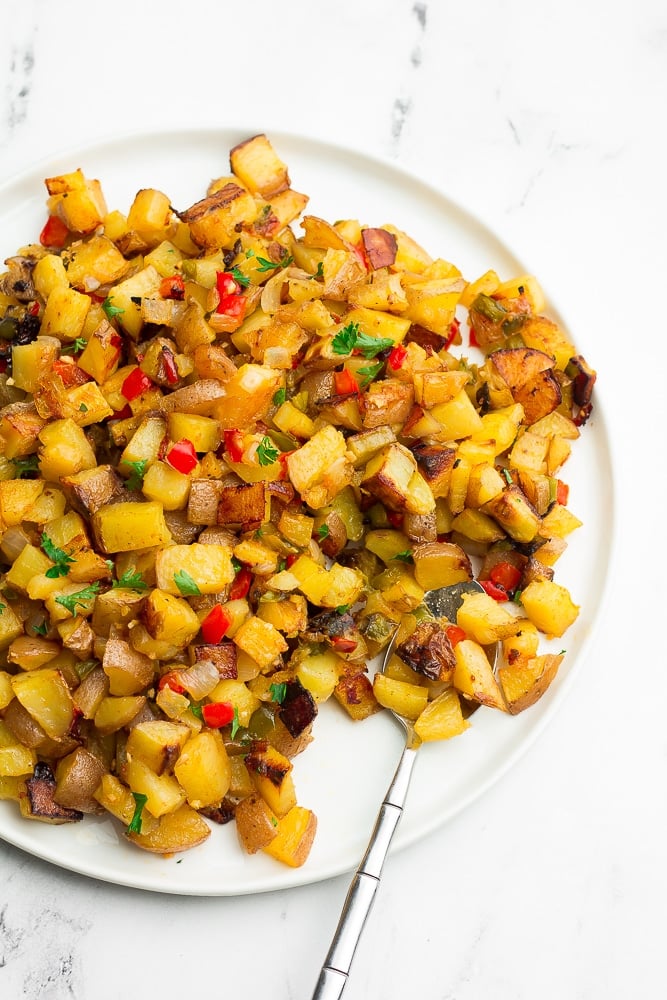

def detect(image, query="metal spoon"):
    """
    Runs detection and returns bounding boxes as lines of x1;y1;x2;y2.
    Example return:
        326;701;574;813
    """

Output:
311;580;492;1000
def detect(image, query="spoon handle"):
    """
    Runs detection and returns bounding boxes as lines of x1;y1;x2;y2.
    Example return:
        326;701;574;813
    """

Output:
310;743;419;1000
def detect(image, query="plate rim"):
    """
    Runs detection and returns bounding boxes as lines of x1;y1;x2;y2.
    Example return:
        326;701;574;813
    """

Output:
0;126;618;895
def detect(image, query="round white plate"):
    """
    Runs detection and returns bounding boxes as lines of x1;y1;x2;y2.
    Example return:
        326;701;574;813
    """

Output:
0;128;615;895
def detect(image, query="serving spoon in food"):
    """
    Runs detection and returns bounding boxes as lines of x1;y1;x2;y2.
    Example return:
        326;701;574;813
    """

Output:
310;580;493;1000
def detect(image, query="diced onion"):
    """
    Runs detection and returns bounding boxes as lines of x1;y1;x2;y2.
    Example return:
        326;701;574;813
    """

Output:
178;659;220;700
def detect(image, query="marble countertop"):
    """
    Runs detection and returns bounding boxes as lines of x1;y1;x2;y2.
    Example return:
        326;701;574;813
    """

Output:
1;1;666;997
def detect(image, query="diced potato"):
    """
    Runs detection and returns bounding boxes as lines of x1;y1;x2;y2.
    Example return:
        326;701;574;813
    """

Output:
235;793;279;854
174;730;231;809
372;673;429;720
519;580;580;637
452;639;506;711
40;285;91;341
233;617;288;671
245;744;296;818
295;648;343;702
262;805;317;868
11;669;74;739
92;501;172;553
39;418;97;482
126;721;191;774
127;803;210;853
498;652;563;714
93;695;146;735
414;688;470;742
208;678;260;727
125;757;185;817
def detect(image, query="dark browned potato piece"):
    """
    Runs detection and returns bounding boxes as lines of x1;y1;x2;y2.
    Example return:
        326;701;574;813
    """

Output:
54;747;106;813
313;509;347;558
410;443;457;499
217;483;267;530
61;464;126;516
363;380;414;430
361;228;398;269
278;679;318;738
192;643;238;679
235;793;279;854
396;621;456;682
491;347;562;424
21;762;83;824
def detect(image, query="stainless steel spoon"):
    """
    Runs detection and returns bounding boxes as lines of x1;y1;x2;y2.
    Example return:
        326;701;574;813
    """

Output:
310;580;492;1000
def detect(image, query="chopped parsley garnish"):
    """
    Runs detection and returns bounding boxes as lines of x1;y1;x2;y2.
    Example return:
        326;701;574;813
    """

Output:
0;602;5;613
113;569;148;591
310;261;325;280
331;321;393;359
10;455;39;478
336;604;350;615
254;254;293;273
231;557;243;575
127;792;148;835
392;550;414;564
122;458;149;491
60;337;88;354
272;387;287;406
79;403;88;412
269;682;287;704
41;533;75;578
230;706;241;739
32;621;49;636
357;361;384;387
55;583;101;615
257;435;279;467
501;468;513;485
174;570;201;596
228;266;250;288
102;297;124;320
317;524;330;539
189;701;203;720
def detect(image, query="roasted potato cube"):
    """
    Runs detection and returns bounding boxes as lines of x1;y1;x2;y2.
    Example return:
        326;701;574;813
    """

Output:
333;672;381;721
11;669;74;739
127;803;210;853
54;747;106;813
519;580;579;637
155;542;234;595
244;744;296;818
372;673;429;720
452;639;506;711
262;805;317;868
174;729;231;809
92;501;172;553
230;134;290;197
235;792;279;854
499;652;563;714
102;637;155;696
414;688;470;742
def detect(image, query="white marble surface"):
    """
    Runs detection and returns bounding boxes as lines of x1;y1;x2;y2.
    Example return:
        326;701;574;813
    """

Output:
1;1;666;997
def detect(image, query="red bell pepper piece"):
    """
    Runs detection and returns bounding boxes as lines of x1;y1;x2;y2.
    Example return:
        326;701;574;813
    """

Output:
556;479;569;505
216;272;241;298
387;344;408;370
489;561;522;593
353;243;369;271
202;701;235;728
229;566;252;601
217;293;246;318
159;274;185;300
166;439;198;474
39;214;69;249
331;636;358;654
444;318;460;351
121;367;153;401
158;671;186;695
223;429;244;463
334;368;359;395
480;579;509;602
161;347;179;385
200;604;232;644
445;624;467;648
468;325;479;348
386;510;404;529
52;359;90;387
285;554;298;569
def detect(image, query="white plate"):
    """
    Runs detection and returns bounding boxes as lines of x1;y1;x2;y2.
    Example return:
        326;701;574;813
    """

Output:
0;128;615;895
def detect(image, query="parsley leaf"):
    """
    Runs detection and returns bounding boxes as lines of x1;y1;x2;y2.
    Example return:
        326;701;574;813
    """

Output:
392;550;414;564
60;337;88;355
41;533;75;579
355;332;395;359
102;297;124;320
122;458;148;491
357;361;383;387
310;261;325;280
272;387;286;406
0;602;6;613
113;569;148;592
335;604;350;615
501;468;513;485
331;321;394;359
317;524;330;539
228;266;250;288
257;435;279;467
331;321;360;356
127;792;148;835
32;621;49;636
10;455;39;478
270;682;287;704
254;254;293;273
189;701;203;720
55;583;101;615
174;570;201;596
230;706;241;740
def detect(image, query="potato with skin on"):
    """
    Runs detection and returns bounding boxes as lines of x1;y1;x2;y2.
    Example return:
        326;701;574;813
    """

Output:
452;639;506;711
263;805;318;868
236;793;279;854
498;652;563;714
126;803;210;854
